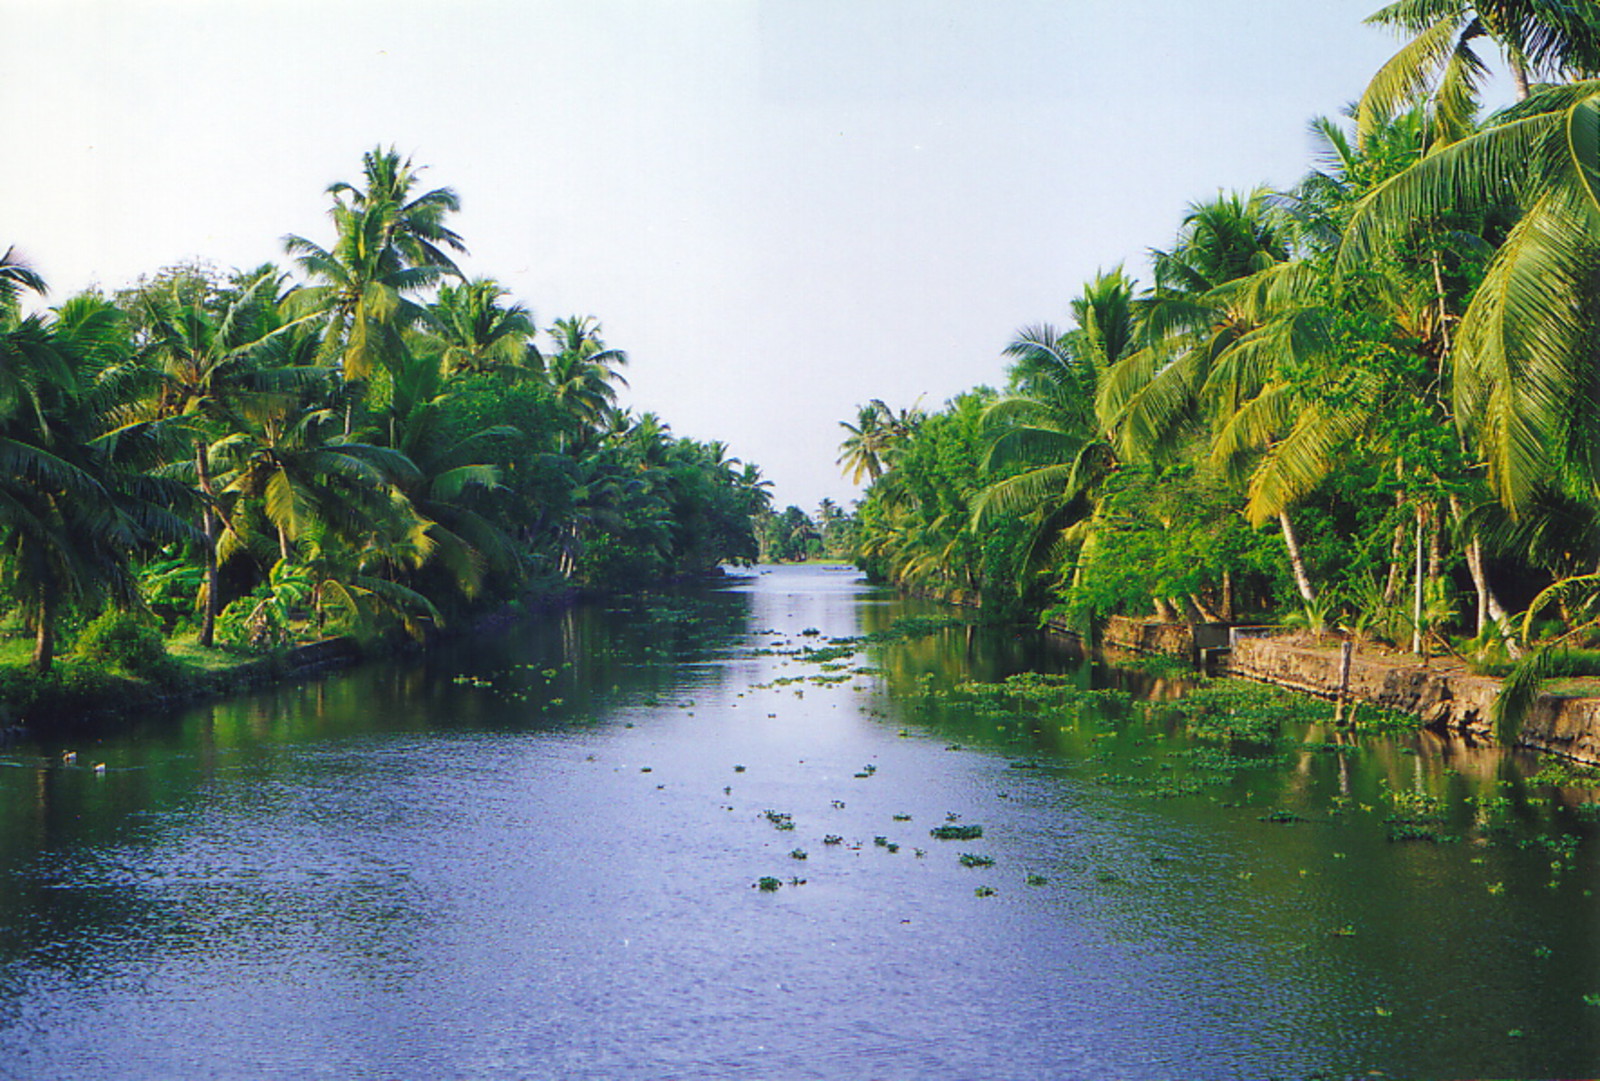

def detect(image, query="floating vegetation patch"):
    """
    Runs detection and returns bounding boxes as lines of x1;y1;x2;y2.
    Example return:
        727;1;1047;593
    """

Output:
1165;680;1329;743
1259;810;1309;824
1382;783;1456;842
1530;760;1600;789
1121;653;1197;679
755;876;782;892
763;810;796;831
959;853;995;868
930;824;983;841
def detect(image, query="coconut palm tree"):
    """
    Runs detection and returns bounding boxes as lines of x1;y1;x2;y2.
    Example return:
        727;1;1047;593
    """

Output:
535;316;628;452
1358;0;1600;148
119;266;318;646
422;278;535;378
972;270;1136;593
285;148;465;383
0;274;194;671
1341;81;1600;517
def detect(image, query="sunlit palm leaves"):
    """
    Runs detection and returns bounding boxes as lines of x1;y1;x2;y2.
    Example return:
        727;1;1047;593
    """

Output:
1342;82;1600;515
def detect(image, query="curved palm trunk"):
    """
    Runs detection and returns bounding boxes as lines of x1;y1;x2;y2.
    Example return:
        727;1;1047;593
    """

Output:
1277;511;1317;605
196;440;220;648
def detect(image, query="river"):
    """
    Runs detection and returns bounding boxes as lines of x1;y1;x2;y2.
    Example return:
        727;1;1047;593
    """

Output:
0;563;1596;1079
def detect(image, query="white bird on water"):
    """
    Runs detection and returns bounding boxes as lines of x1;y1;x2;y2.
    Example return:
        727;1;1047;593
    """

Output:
92;763;106;776
61;751;77;765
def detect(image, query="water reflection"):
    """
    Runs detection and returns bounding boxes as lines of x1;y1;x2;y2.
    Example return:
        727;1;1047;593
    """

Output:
0;564;1595;1079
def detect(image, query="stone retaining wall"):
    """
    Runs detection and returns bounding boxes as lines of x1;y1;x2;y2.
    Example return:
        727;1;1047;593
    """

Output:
1225;635;1600;767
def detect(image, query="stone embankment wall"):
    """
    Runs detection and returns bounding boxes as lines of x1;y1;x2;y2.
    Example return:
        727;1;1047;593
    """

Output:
1225;635;1600;767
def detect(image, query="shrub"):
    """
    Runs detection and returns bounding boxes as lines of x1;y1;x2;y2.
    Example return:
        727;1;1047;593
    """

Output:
74;609;174;680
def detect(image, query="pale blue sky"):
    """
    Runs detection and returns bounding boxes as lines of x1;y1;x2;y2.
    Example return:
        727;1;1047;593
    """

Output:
0;1;1501;510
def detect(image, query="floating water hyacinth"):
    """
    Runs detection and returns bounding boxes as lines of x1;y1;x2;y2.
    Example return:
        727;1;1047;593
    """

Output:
959;854;994;868
930;824;983;841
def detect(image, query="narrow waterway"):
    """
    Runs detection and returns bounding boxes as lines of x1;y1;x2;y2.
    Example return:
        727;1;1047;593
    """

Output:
0;564;1596;1079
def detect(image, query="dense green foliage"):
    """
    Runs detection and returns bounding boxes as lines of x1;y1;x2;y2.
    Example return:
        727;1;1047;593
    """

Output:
844;8;1600;687
0;149;768;685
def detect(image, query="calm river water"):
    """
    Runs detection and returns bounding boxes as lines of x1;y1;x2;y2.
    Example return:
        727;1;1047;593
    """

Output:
0;564;1597;1079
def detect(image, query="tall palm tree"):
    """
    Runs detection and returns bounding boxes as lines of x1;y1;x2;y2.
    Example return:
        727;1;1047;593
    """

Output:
536;316;628;452
837;398;923;486
120;267;316;646
285;147;465;383
327;146;467;274
0;273;194;671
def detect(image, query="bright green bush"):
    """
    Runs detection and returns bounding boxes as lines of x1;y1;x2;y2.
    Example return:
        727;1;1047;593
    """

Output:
74;609;174;680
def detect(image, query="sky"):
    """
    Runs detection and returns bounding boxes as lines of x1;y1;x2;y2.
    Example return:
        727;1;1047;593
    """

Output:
0;1;1477;511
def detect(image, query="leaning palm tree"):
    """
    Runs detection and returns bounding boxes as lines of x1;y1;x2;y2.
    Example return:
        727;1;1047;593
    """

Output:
1097;192;1324;603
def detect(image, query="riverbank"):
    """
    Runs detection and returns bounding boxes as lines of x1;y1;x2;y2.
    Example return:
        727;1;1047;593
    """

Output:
0;581;584;738
1224;633;1600;767
1042;614;1600;767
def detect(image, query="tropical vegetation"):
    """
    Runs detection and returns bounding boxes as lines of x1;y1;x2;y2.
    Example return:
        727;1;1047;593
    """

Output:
0;149;768;714
841;3;1600;700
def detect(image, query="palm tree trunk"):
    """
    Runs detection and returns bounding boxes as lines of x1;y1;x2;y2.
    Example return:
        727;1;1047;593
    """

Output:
196;440;220;648
1448;495;1505;638
1412;507;1425;656
31;595;54;675
1278;511;1317;605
